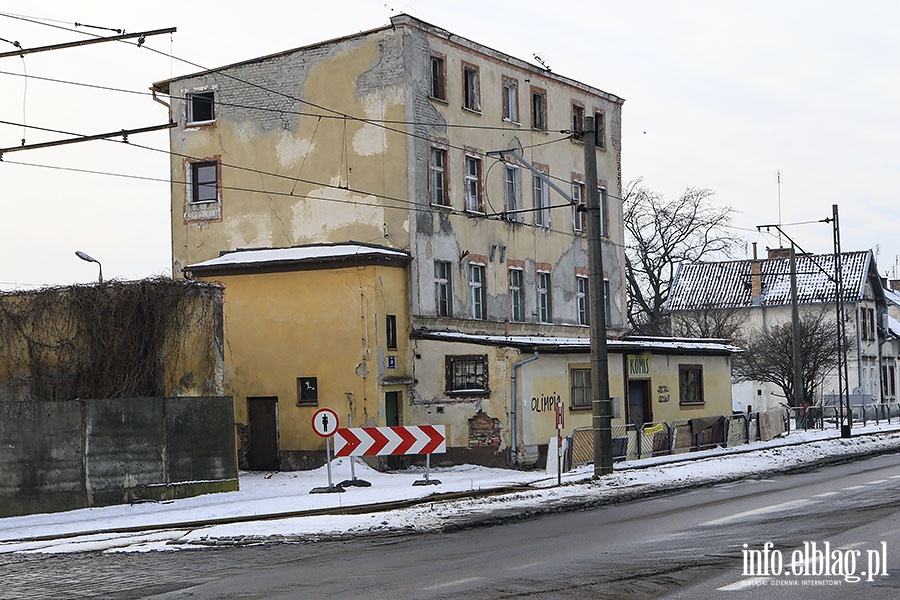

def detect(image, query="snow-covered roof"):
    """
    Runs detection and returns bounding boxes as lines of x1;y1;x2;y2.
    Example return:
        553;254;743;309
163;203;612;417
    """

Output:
412;330;742;355
884;287;900;308
667;250;875;311
888;315;900;338
185;243;411;275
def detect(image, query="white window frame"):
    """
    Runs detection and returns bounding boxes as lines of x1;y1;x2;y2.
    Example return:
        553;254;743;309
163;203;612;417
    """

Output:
577;275;589;326
187;90;215;125
434;260;452;317
464;155;483;213
188;161;219;205
502;78;519;123
468;263;487;320
572;182;586;232
429;147;448;207
509;268;524;323
505;165;522;222
537;271;552;323
533;173;550;228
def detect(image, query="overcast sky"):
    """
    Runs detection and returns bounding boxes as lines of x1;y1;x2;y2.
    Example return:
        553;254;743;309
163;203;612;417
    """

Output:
2;1;899;289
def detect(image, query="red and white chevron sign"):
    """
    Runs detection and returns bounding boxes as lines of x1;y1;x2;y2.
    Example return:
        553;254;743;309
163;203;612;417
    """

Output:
333;425;446;457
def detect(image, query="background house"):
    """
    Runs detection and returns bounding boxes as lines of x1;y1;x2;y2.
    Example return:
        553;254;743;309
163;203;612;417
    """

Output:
668;247;900;412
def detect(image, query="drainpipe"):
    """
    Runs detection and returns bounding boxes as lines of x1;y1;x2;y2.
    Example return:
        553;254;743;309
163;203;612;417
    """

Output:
510;352;540;465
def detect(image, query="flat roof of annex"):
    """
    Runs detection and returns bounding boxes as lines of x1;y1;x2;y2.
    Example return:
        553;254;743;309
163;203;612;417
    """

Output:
151;14;625;106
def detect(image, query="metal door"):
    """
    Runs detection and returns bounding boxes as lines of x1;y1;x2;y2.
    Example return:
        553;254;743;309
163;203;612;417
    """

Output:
248;396;279;471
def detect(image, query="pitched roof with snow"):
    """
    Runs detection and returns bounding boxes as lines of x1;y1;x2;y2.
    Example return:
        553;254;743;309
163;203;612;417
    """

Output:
184;243;411;276
667;250;875;311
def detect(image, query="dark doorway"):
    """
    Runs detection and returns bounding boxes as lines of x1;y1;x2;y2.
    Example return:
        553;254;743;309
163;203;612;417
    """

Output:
385;391;401;427
248;396;279;471
628;380;652;428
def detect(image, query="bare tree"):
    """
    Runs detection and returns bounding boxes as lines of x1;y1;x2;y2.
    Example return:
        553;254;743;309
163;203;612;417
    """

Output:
733;309;843;407
670;304;747;343
624;181;739;335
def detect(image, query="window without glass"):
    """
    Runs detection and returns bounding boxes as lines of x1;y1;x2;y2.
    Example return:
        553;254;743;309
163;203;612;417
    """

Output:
504;165;522;222
187;91;215;124
429;147;448;206
190;161;218;204
430;55;446;100
502;78;518;122
445;354;489;395
537;271;552;323
464;155;483;212
533;173;550;228
571;368;591;408
509;268;524;323
572;182;586;231
679;365;704;405
594;111;606;149
434;260;452;317
463;64;481;111
386;314;397;350
532;89;547;130
577;276;589;326
468;264;486;320
572;103;585;135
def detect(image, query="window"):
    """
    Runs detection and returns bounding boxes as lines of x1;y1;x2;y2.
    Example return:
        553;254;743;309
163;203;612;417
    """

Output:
430;55;446;100
532;88;547;130
502;77;519;123
537;271;552;323
533;173;550;228
604;278;612;323
577;276;589;326
386;314;397;350
504;165;522;222
861;307;876;340
883;364;896;399
297;377;318;406
435;260;452;317
679;365;704;405
445;354;489;395
572;182;586;231
464;155;483;212
599;187;609;236
468;263;486;320
463;63;481;112
509;268;524;322
572;103;585;135
594;111;606;149
187;91;215;124
571;368;591;408
189;161;218;204
429;147;448;206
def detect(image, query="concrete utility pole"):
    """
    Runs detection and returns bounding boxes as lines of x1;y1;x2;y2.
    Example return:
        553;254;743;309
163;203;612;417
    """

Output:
789;245;804;408
583;116;613;476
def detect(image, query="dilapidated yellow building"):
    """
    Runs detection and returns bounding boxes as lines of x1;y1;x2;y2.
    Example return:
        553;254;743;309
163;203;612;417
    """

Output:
156;15;737;469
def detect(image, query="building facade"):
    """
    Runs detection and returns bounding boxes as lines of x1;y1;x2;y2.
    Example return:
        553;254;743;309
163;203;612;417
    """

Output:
156;15;735;468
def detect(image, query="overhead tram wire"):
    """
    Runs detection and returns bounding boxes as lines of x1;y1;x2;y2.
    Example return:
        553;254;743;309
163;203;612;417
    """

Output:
0;12;575;162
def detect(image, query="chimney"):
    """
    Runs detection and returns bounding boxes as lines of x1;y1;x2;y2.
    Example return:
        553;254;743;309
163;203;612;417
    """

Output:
750;242;762;305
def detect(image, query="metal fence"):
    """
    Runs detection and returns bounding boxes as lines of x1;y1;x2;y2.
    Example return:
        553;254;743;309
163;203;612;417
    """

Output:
567;401;900;470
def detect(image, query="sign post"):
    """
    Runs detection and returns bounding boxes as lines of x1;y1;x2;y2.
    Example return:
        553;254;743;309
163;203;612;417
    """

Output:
413;411;441;486
338;413;371;488
310;408;344;494
556;400;564;486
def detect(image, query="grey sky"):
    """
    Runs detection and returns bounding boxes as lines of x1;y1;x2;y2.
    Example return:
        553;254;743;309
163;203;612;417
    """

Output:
2;0;899;288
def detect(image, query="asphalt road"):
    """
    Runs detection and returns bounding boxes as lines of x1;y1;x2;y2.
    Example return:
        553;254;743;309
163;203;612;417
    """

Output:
3;452;900;599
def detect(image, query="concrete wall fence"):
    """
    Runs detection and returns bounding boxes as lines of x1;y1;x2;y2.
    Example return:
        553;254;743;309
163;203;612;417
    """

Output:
0;396;237;518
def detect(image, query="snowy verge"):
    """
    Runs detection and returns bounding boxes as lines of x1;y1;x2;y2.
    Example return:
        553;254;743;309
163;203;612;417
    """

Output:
1;423;899;554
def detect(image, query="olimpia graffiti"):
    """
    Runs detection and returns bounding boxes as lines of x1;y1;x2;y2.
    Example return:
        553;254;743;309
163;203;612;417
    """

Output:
530;393;562;412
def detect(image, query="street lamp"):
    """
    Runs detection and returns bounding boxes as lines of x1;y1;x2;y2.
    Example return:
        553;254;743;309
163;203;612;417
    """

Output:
75;250;103;283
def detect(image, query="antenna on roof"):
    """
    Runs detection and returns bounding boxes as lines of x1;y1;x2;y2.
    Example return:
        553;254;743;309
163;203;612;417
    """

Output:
776;170;782;247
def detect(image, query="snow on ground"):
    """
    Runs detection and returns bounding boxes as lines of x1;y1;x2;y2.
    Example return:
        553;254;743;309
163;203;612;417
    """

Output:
3;422;900;555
